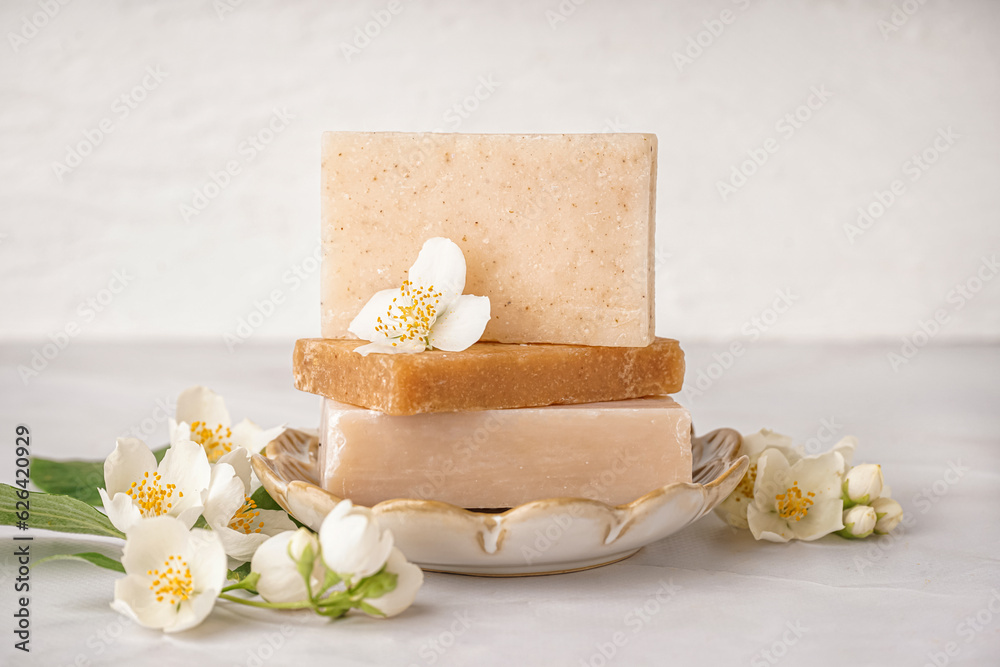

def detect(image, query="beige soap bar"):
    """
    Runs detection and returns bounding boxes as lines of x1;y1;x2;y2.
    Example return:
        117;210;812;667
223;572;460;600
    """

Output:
320;397;692;509
321;132;657;347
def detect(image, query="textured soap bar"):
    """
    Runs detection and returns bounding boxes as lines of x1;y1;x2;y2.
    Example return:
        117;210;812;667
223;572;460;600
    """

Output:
321;132;657;347
294;337;684;415
319;397;692;509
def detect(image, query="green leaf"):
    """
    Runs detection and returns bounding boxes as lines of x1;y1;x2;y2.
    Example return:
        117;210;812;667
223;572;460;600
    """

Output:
357;601;386;617
296;542;317;590
30;446;167;506
228;561;254;582
0;484;124;539
321;568;342;591
35;552;125;573
222;563;260;594
835;524;873;540
315;596;352;618
350;569;398;601
30;458;104;506
311;567;343;601
250;486;303;528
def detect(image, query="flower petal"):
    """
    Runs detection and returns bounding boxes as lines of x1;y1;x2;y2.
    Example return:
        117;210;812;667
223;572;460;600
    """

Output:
407;237;467;309
168;419;192;447
348;288;403;342
794;499;845;541
789;451;845;503
175;506;205;530
121;515;190;574
741;429;795;460
216;448;253;491
167;590;218;634
832;436;858;471
203;463;246;527
319;501;394;579
112;574;177;630
713;492;750;530
104;438;157;497
214;527;269;563
251;530;317;604
163;529;225;633
158;440;212;515
427;295;491;352
746;504;794;542
257;508;298;534
364;548;423;618
230;418;284;456
215;510;297;562
101;490;144;534
751;448;793;508
176;386;231;428
185;528;227;596
747;505;795;542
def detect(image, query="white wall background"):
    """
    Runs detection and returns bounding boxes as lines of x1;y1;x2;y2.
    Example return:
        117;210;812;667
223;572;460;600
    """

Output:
1;0;998;346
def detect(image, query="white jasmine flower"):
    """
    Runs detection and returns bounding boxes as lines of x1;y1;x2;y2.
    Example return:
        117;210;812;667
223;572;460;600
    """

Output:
111;516;226;633
169;386;285;464
746;448;846;542
202;452;297;562
250;528;324;604
363;548;423;618
843;463;884;506
871;497;904;534
348;237;491;356
839;505;877;539
318;500;394;580
715;429;798;529
98;438;210;533
716;430;856;529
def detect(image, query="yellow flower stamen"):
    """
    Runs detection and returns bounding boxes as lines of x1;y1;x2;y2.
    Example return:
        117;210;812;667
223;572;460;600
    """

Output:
228;496;265;535
189;421;233;463
374;280;443;347
736;463;757;500
775;481;815;521
126;471;178;517
147;554;194;606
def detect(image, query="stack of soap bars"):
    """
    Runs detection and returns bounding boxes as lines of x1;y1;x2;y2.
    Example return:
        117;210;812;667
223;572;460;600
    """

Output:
293;132;690;509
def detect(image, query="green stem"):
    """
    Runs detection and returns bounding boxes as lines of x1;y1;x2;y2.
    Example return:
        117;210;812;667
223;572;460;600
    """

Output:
217;593;314;610
221;581;255;594
315;592;356;609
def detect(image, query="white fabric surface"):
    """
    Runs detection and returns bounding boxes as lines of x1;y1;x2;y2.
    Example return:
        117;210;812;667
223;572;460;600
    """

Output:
0;341;998;665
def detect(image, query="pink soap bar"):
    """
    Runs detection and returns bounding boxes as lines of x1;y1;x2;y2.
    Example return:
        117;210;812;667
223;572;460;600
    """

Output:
319;397;692;509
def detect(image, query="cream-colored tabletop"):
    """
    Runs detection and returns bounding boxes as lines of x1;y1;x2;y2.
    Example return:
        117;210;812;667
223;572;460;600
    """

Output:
1;341;997;666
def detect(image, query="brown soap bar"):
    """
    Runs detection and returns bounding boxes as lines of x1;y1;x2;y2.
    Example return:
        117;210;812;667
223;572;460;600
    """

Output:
293;338;684;416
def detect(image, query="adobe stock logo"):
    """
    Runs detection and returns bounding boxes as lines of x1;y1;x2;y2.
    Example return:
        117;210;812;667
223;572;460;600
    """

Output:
843;127;959;244
887;254;998;372
179;108;294;223
716;85;833;201
339;0;409;63
672;0;754;72
18;269;135;385
7;0;72;53
51;66;168;181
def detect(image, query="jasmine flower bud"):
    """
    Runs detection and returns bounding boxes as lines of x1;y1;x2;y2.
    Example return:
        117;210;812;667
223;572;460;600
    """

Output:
871;497;903;534
837;505;877;539
842;464;883;507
